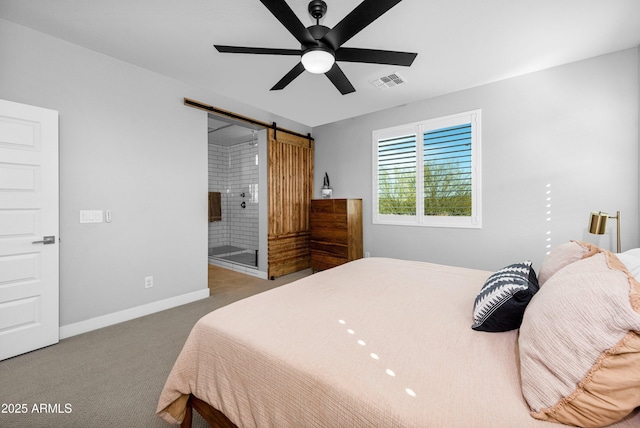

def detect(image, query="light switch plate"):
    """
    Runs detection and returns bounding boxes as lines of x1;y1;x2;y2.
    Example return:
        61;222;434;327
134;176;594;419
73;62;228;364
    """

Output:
80;210;103;223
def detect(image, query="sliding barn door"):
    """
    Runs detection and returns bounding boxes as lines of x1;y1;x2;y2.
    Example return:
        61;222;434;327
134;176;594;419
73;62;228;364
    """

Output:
267;129;313;278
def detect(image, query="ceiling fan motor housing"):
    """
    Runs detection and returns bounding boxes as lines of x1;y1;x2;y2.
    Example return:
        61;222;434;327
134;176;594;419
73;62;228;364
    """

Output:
304;25;334;49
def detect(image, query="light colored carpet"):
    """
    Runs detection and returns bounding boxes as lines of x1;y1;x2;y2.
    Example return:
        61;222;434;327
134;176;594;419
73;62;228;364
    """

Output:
0;267;311;428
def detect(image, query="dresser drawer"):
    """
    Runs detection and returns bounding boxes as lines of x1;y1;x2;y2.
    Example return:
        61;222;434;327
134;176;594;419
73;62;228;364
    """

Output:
310;226;348;244
310;199;347;215
310;212;348;227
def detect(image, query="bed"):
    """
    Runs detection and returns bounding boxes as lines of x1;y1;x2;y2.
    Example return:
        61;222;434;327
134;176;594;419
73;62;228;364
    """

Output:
157;244;640;427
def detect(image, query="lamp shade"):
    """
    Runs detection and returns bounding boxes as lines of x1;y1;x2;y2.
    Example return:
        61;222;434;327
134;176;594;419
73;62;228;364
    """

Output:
301;48;335;74
588;211;608;235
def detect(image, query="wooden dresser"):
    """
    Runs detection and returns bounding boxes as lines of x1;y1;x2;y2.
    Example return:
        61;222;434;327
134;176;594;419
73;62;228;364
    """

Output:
310;199;363;271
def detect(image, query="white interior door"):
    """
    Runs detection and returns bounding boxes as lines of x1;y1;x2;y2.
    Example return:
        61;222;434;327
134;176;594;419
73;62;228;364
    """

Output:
0;99;59;361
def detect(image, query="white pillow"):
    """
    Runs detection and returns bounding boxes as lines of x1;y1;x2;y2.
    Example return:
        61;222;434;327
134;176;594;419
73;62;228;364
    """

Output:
616;252;640;281
622;248;640;259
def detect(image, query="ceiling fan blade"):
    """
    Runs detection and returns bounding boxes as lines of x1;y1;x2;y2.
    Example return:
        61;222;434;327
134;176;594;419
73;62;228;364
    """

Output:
325;64;355;95
215;45;301;56
321;0;403;50
335;47;417;66
259;0;317;47
271;62;306;91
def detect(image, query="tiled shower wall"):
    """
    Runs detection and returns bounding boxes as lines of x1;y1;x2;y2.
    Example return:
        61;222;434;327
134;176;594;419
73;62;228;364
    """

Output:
208;144;228;247
208;142;259;252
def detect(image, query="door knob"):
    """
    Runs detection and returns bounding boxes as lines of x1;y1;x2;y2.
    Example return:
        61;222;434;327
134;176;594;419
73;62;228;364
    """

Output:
32;236;56;245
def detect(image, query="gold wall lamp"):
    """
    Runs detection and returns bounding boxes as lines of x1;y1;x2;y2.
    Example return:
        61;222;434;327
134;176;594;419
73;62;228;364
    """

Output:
588;210;621;253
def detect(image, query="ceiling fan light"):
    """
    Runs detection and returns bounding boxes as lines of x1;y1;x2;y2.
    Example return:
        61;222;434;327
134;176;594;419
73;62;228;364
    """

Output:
301;49;335;74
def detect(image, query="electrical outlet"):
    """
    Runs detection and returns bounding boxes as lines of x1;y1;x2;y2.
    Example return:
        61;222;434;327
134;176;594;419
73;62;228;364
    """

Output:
144;276;154;289
364;252;371;258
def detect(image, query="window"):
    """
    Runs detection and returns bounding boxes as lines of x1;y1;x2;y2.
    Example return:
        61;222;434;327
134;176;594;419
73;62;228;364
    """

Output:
373;110;481;228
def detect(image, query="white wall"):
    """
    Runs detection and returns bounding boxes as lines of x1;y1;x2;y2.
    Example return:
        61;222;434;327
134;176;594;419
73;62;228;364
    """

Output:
0;19;310;329
313;48;640;272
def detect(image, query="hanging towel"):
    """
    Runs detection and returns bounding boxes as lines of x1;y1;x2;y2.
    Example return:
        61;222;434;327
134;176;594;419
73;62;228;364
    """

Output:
208;192;222;222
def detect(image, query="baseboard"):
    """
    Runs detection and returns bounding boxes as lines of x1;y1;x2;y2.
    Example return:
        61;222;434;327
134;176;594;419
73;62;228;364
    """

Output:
59;288;210;339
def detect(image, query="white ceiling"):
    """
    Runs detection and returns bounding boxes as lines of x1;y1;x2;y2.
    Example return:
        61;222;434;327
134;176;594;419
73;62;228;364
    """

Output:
1;0;639;127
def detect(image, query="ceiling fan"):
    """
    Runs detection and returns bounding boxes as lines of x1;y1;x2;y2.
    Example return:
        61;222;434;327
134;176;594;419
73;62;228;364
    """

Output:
214;0;417;95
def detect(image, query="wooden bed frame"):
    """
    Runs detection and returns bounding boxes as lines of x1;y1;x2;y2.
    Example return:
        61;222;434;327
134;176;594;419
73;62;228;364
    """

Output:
180;394;237;428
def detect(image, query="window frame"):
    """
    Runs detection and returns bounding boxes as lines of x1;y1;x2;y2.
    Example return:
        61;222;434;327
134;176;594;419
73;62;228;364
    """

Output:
372;110;482;229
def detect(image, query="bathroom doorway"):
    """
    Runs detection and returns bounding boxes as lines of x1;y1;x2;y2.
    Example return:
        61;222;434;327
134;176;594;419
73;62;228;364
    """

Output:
207;114;266;277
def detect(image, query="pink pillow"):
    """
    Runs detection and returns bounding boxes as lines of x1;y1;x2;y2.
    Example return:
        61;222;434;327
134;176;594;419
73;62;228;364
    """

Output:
537;241;600;285
519;251;640;427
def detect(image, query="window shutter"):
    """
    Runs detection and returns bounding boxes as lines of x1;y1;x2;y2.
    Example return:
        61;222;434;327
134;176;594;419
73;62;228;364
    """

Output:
423;124;472;216
372;109;481;229
377;134;417;215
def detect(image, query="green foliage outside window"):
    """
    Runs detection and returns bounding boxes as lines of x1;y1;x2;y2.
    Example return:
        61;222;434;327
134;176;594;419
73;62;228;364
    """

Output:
423;161;471;216
378;162;471;216
378;168;416;215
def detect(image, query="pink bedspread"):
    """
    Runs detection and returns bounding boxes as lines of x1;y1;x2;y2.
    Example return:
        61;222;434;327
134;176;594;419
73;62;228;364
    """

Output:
157;257;640;427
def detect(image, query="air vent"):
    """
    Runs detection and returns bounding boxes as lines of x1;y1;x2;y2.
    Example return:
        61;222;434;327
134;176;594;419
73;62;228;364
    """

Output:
370;72;406;90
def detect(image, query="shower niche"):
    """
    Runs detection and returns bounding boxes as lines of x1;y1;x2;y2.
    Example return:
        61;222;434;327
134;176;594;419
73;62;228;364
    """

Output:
208;114;264;273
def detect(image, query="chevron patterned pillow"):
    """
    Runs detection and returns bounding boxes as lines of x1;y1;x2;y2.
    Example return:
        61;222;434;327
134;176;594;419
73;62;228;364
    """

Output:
472;261;539;332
